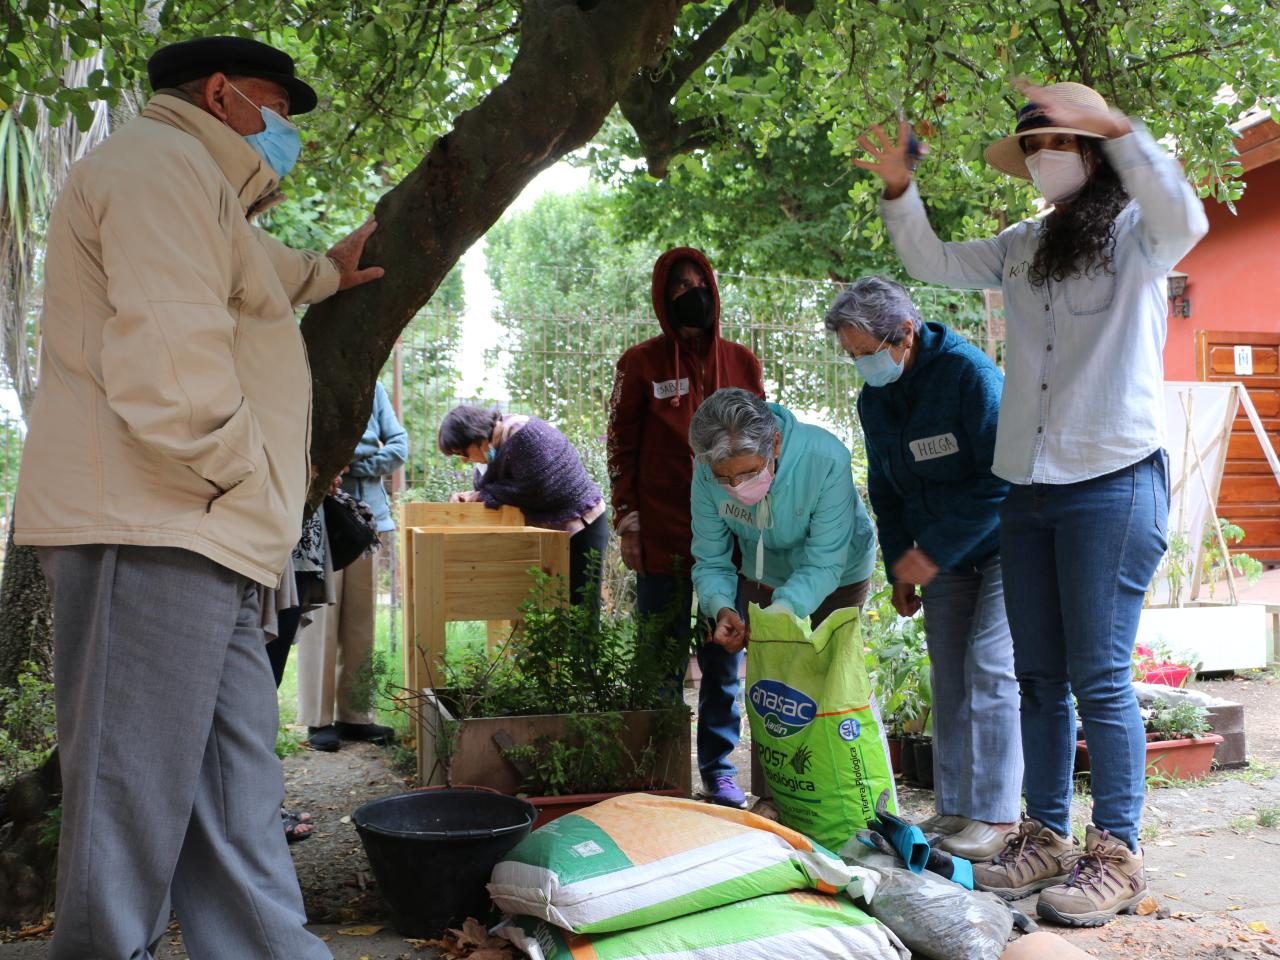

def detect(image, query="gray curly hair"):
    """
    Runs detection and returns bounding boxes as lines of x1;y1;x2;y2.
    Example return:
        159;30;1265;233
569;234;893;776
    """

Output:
688;388;776;466
823;275;923;346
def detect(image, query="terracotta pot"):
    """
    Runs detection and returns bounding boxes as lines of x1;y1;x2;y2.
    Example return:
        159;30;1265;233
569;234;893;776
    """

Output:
526;787;683;830
1075;733;1224;781
887;737;904;775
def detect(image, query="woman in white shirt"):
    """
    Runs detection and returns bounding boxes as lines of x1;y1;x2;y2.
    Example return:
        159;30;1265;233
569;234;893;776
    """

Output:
854;80;1207;927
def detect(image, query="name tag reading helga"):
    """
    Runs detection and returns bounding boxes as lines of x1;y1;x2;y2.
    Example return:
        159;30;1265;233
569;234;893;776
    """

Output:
719;499;756;525
652;378;690;400
910;432;959;462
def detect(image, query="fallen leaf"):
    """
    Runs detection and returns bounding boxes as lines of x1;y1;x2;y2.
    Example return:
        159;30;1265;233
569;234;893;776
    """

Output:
1174;872;1187;878
340;815;352;824
1251;922;1272;933
337;924;385;936
1136;896;1161;916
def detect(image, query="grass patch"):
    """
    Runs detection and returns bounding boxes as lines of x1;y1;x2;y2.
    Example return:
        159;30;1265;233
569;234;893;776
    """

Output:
1228;814;1257;832
1257;806;1280;829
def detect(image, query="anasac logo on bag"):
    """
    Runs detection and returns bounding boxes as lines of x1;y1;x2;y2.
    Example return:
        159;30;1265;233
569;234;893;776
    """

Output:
748;679;817;739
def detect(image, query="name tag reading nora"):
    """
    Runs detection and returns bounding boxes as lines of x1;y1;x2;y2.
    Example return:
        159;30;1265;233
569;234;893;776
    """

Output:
719;499;756;525
652;378;690;400
910;432;959;462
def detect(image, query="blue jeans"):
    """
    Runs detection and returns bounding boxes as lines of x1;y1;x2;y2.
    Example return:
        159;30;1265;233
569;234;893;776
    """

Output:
922;554;1023;823
636;573;742;782
1000;451;1168;850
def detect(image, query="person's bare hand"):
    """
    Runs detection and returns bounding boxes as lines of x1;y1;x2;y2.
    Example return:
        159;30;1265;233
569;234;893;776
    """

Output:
620;530;645;575
892;547;939;587
329;475;343;495
852;120;925;200
713;607;748;654
328;219;386;291
891;581;922;618
449;491;468;503
1013;78;1132;139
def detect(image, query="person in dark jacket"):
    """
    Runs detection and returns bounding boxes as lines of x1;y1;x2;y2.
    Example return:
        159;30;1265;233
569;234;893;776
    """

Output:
831;275;1022;861
296;381;406;751
439;404;608;616
606;246;765;809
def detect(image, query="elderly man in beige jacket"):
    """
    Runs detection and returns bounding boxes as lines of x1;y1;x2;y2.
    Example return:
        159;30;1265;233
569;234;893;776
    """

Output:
14;35;383;960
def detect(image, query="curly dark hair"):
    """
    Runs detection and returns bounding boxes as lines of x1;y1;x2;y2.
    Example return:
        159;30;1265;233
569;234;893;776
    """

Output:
1027;139;1132;288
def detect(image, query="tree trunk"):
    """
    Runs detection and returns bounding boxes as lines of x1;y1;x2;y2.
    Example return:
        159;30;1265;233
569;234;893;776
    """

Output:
0;749;59;928
0;537;52;692
302;0;685;505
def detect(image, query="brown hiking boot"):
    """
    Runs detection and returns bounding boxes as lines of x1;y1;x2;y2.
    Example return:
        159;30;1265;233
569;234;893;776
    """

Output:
972;817;1075;900
1036;825;1148;927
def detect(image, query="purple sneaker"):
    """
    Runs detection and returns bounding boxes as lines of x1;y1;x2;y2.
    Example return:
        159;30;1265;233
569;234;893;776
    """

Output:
704;775;748;809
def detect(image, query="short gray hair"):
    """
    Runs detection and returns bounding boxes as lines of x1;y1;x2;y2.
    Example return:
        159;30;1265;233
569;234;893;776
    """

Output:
689;388;776;465
823;275;922;346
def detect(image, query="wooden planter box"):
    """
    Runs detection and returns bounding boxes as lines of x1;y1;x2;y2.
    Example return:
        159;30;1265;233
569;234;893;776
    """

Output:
1075;733;1224;781
416;688;693;799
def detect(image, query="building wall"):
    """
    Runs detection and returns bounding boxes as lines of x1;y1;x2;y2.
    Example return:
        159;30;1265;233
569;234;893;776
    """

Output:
1165;158;1280;381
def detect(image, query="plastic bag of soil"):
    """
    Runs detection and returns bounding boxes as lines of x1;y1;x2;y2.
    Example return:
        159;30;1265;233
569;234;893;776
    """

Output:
746;604;897;849
499;891;910;960
488;793;878;934
841;848;1014;960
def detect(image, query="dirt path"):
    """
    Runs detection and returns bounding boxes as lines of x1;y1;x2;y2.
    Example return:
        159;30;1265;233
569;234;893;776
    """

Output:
282;736;410;925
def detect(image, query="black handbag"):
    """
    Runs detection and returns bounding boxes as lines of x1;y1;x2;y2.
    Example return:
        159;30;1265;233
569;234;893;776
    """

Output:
323;489;381;571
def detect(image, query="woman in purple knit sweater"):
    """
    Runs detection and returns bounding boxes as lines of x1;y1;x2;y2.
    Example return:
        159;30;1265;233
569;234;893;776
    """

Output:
438;404;608;617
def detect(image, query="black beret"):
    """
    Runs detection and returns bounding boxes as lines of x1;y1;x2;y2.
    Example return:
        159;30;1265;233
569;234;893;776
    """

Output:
147;35;318;115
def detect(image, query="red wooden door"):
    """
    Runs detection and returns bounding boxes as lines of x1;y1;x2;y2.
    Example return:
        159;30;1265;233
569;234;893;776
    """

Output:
1197;331;1280;564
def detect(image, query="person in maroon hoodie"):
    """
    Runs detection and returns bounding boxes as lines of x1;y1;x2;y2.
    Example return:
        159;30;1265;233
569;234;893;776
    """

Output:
607;246;765;808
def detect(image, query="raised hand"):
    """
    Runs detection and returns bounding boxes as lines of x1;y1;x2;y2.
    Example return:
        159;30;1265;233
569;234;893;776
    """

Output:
851;120;923;200
1014;78;1131;139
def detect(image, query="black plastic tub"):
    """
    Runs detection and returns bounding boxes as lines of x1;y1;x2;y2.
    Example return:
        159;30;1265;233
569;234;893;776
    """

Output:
353;788;536;938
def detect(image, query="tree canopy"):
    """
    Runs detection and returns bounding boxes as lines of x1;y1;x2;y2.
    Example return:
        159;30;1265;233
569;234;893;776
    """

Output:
4;0;1278;496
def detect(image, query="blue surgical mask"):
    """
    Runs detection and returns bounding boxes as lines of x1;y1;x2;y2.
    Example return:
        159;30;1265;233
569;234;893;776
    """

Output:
853;333;907;387
485;446;496;464
230;83;301;180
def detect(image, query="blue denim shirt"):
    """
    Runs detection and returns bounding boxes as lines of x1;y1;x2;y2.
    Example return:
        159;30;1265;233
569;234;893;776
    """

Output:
880;125;1208;485
341;382;407;532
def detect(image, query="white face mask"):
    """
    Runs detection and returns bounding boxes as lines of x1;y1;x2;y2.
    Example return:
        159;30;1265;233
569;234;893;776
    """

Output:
1025;148;1090;203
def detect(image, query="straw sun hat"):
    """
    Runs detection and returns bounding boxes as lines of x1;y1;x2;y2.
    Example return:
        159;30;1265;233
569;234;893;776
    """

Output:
984;81;1110;180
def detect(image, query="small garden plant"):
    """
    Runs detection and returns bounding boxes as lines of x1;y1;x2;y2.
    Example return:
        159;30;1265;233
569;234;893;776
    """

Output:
1145;701;1212;741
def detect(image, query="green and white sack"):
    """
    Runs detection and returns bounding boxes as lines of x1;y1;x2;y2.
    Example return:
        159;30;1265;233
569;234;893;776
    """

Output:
488;793;877;934
500;891;909;960
746;604;897;850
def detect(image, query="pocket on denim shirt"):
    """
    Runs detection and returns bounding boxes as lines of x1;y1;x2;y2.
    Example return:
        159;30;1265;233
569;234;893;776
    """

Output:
1064;271;1117;316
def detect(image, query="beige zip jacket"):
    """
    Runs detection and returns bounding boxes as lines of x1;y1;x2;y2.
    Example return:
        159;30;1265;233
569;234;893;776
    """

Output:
15;94;341;586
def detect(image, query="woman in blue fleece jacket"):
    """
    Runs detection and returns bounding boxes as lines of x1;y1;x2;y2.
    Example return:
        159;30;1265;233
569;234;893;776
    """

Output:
831;275;1022;862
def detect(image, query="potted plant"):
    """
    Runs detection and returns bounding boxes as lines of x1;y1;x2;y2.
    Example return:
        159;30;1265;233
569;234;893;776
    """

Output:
396;569;693;824
1131;642;1200;689
862;583;932;781
1076;701;1223;781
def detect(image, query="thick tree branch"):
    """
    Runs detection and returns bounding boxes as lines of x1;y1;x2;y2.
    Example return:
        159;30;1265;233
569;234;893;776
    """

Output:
301;0;683;506
617;0;768;177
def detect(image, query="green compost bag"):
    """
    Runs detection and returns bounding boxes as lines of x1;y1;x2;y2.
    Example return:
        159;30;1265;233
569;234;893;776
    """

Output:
746;603;897;849
499;891;909;960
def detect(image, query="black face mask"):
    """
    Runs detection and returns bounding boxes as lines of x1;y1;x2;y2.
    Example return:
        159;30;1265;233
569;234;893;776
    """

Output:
669;286;714;331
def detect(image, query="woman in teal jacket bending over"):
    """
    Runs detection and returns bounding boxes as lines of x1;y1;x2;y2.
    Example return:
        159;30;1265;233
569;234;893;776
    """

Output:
689;388;878;803
690;389;878;649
